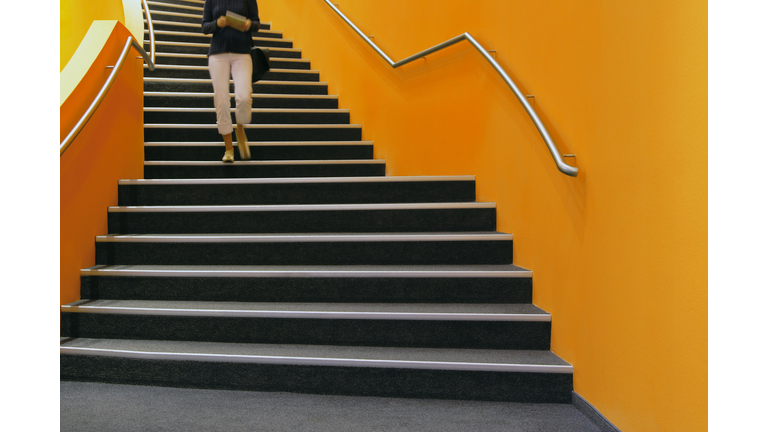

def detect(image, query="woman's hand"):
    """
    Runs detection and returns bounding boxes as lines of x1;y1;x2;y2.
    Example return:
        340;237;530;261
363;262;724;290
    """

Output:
217;16;227;28
244;19;252;31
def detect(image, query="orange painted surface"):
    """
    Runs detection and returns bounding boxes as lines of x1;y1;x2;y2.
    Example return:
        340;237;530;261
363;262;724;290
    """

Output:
60;22;145;306
260;1;707;431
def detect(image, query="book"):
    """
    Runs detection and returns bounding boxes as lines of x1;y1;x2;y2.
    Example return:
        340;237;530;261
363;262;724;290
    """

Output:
225;10;248;32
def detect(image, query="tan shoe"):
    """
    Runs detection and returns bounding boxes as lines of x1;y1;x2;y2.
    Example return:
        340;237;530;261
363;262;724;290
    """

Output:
236;126;251;160
222;148;234;163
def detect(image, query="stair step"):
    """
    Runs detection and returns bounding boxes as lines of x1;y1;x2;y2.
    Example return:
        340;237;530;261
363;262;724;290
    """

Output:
146;0;203;14
144;9;205;24
144;92;337;109
144;28;282;45
93;232;514;265
143;123;361;143
144;159;382;179
60;300;549;349
79;264;532;303
144;21;293;47
151;52;310;69
142;141;369;161
145;11;279;38
143;0;271;30
145;40;297;55
106;202;497;234
118;175;474;205
144;64;319;81
143;108;348;125
60;338;572;402
144;77;327;94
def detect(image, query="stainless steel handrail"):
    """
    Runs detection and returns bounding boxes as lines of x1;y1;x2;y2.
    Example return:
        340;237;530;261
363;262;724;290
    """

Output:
142;0;156;64
324;1;578;177
60;37;155;156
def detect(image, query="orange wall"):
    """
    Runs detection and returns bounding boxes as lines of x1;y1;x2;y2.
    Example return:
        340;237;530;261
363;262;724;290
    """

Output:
259;1;707;431
61;22;145;305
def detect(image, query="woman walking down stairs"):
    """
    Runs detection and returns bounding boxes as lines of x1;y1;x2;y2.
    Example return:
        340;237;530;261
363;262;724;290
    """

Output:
60;1;601;430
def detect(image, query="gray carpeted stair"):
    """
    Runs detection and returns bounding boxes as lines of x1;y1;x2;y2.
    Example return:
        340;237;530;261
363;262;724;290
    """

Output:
61;0;574;405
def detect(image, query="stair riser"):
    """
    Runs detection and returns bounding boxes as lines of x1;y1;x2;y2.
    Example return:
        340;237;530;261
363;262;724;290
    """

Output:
144;81;327;95
145;68;318;82
145;4;204;17
143;163;383;179
118;181;473;205
80;276;532;304
143;127;359;142
146;43;298;57
61;314;548;349
153;56;309;69
146;32;283;46
144;111;347;125
95;241;514;265
107;209;497;234
146;14;278;37
61;355;572;403
144;95;337;109
146;24;293;46
143;144;368;161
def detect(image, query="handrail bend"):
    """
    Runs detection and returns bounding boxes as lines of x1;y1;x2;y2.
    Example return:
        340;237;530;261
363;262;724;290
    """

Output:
323;1;578;177
60;0;156;156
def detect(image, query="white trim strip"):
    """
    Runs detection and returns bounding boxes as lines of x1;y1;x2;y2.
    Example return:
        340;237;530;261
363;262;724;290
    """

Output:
60;305;549;322
94;233;514;243
143;20;290;42
146;41;298;52
143;123;360;129
143;77;326;86
145;64;317;74
142;141;367;147
144;159;380;166
144;92;335;99
60;347;572;373
80;268;531;278
107;202;494;213
152;53;307;63
118;175;471;185
144;108;348;113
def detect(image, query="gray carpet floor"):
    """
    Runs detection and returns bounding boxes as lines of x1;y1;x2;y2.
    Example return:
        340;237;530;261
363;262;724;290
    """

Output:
61;381;601;432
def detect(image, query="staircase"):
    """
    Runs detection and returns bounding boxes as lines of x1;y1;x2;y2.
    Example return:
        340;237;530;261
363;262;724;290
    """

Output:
60;0;573;404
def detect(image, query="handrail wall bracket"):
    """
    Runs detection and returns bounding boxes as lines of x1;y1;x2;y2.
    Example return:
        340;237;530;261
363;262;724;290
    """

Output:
323;1;578;177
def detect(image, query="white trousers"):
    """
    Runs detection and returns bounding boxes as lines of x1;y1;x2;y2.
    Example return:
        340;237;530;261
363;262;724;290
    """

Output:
208;53;252;135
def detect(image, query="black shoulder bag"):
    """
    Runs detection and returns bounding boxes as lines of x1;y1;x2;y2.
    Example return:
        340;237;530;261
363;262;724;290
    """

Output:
243;0;270;82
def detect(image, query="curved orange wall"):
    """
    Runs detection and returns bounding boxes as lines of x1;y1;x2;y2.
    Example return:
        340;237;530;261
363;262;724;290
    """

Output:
259;1;707;431
61;22;145;305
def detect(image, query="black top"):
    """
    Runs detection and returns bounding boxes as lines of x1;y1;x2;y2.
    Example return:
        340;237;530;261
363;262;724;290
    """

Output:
202;0;260;57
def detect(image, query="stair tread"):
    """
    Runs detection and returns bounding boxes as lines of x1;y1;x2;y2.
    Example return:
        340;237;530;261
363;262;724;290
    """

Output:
82;263;530;273
118;175;468;184
143;160;380;166
96;232;512;242
61;337;568;368
108;202;493;212
63;299;545;316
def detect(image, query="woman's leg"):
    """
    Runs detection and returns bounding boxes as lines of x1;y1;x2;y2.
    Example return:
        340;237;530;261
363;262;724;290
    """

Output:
231;53;253;159
208;53;235;161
